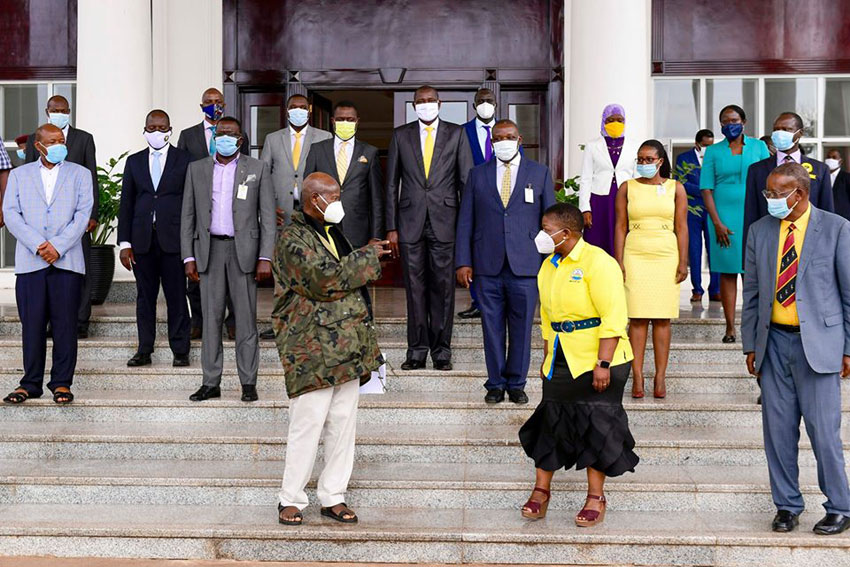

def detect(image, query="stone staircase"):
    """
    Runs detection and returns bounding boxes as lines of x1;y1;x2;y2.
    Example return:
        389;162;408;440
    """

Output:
0;308;849;566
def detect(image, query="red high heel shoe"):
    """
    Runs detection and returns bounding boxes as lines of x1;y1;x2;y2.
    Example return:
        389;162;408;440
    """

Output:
575;494;606;527
521;486;551;520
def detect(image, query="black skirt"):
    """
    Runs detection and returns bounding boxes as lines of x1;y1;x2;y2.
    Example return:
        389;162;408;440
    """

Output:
518;347;639;477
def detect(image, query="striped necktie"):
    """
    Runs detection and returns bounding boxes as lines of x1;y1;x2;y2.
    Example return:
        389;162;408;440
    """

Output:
776;224;798;307
500;163;512;207
324;226;339;259
336;141;349;183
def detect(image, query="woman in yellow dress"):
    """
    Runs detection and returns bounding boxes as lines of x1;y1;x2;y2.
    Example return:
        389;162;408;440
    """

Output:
614;140;688;399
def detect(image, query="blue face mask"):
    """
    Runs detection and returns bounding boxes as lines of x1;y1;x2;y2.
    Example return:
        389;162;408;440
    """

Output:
48;112;70;129
288;108;309;127
215;135;240;157
201;103;223;121
40;143;68;164
721;123;744;141
636;163;658;178
16;149;25;160
771;129;799;152
766;189;798;220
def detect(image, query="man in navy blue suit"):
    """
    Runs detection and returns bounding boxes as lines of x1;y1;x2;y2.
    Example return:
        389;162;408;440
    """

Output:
675;129;719;304
458;88;498;320
118;109;191;368
455;120;555;404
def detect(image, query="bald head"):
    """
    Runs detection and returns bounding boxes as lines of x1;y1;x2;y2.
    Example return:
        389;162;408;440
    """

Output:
35;123;64;144
202;88;223;103
302;173;341;222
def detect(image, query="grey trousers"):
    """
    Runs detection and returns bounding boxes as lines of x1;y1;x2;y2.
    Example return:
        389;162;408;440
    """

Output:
761;327;850;516
199;238;258;387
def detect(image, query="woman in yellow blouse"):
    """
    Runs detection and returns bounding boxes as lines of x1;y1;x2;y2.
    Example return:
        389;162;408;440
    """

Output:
519;203;639;528
614;140;689;399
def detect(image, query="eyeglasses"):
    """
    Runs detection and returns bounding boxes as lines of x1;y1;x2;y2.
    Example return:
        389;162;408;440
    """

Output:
762;188;798;200
635;157;659;165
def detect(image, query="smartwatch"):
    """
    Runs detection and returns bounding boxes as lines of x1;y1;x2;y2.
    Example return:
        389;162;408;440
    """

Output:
596;360;611;369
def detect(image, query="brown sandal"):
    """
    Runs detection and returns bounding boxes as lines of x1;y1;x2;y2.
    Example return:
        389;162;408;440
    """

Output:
278;504;303;526
575;494;606;527
521;486;551;520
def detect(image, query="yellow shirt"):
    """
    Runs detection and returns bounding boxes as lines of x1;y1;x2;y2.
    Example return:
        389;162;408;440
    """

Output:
538;238;633;379
771;204;811;325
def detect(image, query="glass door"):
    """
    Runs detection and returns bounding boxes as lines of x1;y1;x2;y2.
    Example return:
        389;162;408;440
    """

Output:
500;90;547;165
240;91;286;158
393;91;476;127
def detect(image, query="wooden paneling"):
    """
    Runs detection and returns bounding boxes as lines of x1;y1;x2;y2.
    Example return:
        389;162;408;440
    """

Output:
653;0;850;75
0;0;77;79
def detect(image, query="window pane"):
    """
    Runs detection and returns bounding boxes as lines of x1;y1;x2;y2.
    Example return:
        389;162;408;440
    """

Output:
2;228;15;268
654;80;700;139
706;79;758;138
405;102;466;125
825;79;850;137
250;105;281;150
53;83;76;115
509;104;540;145
799;142;818;159
764;78;817;137
2;84;48;141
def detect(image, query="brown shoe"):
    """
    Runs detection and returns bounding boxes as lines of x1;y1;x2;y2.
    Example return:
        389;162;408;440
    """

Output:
190;327;202;340
227;326;236;340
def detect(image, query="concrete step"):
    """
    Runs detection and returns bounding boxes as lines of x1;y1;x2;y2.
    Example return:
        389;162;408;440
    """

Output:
0;503;845;566
0;459;841;514
0;421;839;467
0;390;825;428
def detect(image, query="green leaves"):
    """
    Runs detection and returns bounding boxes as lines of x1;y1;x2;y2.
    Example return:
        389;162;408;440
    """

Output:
92;151;129;246
554;175;580;207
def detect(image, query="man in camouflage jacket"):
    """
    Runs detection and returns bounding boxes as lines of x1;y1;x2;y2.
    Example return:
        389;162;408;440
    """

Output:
274;172;390;526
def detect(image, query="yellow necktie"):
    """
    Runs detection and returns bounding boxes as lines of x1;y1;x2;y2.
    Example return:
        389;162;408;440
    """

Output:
423;126;434;179
324;226;339;259
336;141;349;183
500;163;512;207
292;131;302;168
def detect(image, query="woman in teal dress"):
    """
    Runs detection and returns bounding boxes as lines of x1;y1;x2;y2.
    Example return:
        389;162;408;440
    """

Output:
700;105;770;342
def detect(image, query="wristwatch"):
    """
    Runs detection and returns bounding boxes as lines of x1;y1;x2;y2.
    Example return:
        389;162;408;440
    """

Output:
596;360;611;369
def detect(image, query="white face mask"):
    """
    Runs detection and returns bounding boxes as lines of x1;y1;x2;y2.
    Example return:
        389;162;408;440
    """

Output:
534;229;565;255
493;140;519;162
415;102;439;123
475;102;495;121
318;194;345;224
143;130;171;150
825;158;841;171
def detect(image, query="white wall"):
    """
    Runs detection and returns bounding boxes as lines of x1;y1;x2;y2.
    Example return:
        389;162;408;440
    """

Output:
564;0;652;178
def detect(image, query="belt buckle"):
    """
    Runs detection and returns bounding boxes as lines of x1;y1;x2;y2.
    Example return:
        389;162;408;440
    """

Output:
563;321;575;333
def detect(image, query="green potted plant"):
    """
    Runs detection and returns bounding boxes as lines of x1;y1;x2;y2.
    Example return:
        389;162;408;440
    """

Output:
554;175;581;207
89;152;128;305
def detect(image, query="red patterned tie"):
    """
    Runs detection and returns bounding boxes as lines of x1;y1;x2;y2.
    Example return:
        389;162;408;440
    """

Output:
776;224;797;307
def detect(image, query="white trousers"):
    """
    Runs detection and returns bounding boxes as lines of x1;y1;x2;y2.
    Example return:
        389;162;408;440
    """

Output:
279;378;360;510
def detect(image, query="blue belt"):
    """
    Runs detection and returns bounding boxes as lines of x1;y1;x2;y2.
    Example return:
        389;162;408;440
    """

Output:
551;318;601;333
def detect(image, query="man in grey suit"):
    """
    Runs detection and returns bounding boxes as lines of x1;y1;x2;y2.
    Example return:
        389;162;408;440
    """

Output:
2;124;93;405
386;86;474;371
181;117;276;403
742;162;850;535
258;94;331;340
178;87;250;340
304;100;384;248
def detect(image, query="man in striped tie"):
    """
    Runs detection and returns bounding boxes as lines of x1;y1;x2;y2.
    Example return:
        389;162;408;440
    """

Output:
742;162;850;536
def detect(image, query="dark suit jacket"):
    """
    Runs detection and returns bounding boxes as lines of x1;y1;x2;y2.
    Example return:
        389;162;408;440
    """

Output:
25;125;98;220
117;145;191;255
675;148;704;208
743;154;834;260
177;122;251;162
832;170;850;222
455;158;556;277
463;119;523;167
303;138;385;248
385;120;474;243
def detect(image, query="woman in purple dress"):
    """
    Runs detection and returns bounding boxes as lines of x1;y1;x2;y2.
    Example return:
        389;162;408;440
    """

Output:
578;104;637;256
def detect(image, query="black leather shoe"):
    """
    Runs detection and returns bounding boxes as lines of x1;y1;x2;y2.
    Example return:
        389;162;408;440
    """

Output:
757;395;762;405
189;386;221;402
127;352;152;367
77;327;89;339
772;510;799;532
485;389;505;404
458;307;481;319
172;354;190;367
813;513;850;535
260;327;275;340
190;327;202;340
227;326;236;340
241;384;258;402
434;360;453;371
508;389;529;404
400;359;425;371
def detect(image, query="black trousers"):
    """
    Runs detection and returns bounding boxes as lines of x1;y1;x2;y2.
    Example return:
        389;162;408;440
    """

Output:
399;216;455;363
78;231;91;330
134;229;190;355
17;266;82;397
187;280;235;329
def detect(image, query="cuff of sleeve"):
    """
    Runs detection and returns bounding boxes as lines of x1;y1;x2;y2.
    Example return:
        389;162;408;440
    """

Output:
184;257;195;264
258;257;271;262
119;241;132;251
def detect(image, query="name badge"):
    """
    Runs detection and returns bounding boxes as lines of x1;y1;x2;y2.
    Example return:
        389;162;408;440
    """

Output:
524;184;534;204
237;184;248;200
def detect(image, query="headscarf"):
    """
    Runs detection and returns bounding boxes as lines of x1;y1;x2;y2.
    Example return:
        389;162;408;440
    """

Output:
600;103;626;137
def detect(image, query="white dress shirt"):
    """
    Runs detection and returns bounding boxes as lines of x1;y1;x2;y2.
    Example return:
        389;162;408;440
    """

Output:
334;135;354;172
496;153;522;198
290;125;310;156
419;118;440;156
832;169;840;185
203;118;216;150
476;118;494;157
39;159;62;204
61;125;69;140
120;145;170;250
